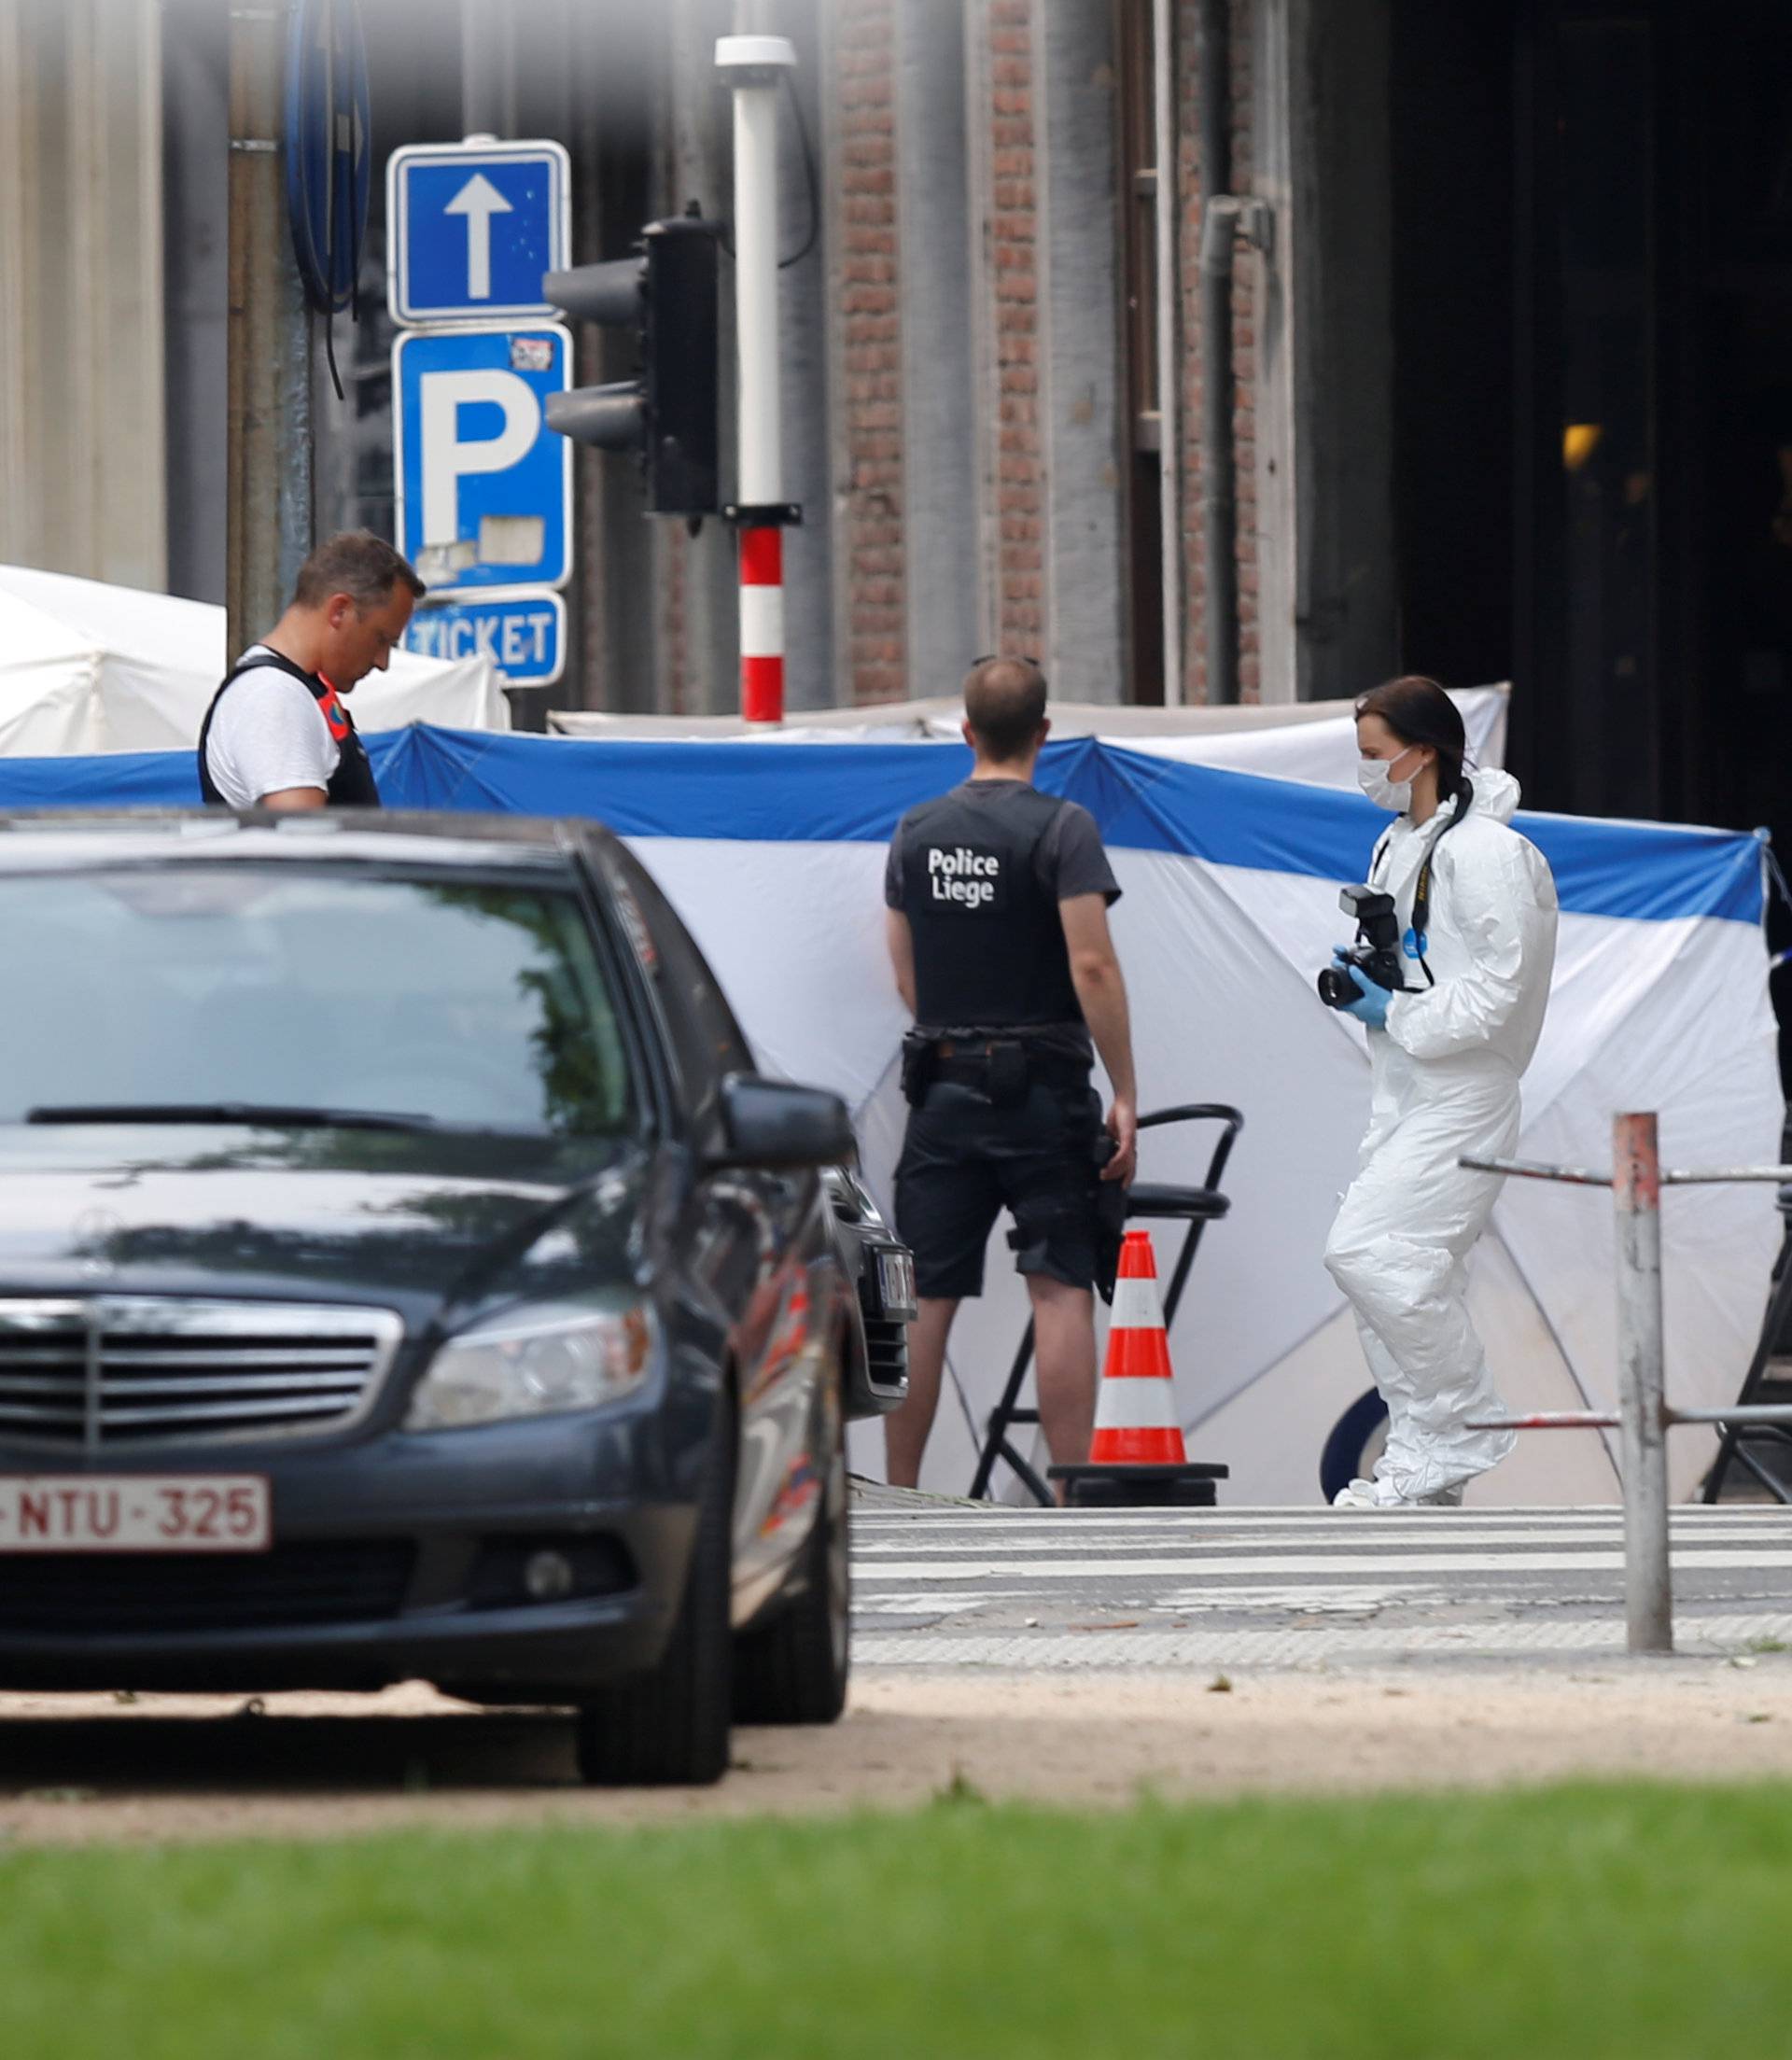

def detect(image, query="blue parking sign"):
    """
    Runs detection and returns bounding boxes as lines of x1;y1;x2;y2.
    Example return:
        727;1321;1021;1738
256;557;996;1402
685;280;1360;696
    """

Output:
387;139;570;326
393;325;572;596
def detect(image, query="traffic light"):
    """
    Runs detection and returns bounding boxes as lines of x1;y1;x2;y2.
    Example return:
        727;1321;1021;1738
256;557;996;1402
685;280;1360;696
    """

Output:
542;214;721;517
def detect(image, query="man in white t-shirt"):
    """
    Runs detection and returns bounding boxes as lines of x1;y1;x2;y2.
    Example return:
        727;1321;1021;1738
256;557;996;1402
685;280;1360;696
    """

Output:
199;531;425;810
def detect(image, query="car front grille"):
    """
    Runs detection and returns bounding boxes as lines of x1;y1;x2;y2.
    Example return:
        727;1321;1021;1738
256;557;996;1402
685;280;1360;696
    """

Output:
0;1540;417;1634
0;1299;404;1450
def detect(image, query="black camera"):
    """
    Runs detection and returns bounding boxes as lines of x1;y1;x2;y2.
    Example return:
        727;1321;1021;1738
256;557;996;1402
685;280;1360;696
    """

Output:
1316;885;1407;1009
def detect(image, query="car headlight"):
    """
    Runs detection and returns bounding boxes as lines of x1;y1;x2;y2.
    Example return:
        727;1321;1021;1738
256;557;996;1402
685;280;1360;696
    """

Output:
404;1301;658;1431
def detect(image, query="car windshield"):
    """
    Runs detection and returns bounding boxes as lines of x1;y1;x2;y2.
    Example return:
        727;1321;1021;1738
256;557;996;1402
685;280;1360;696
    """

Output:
0;866;637;1136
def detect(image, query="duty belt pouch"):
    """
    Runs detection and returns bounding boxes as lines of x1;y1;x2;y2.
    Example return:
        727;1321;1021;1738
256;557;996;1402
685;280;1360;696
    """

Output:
900;1031;939;1107
985;1040;1029;1109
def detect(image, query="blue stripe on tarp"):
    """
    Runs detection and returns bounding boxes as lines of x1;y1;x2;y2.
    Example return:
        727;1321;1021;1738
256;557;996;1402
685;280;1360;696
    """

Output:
0;747;203;807
0;725;1763;926
1046;743;1767;926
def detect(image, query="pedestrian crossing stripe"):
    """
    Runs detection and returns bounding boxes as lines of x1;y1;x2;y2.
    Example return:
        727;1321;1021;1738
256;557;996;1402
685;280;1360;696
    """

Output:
854;1550;1792;1580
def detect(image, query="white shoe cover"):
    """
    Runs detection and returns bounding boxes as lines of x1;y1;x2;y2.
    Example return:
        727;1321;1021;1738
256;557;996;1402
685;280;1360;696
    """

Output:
1332;1478;1382;1509
1333;1475;1464;1510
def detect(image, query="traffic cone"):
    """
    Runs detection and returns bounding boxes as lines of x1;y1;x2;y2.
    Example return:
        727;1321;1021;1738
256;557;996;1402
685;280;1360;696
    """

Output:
1048;1228;1228;1506
1088;1230;1189;1465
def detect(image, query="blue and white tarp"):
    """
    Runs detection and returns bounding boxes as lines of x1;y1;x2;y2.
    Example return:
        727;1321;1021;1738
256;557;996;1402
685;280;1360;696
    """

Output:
2;723;1778;1504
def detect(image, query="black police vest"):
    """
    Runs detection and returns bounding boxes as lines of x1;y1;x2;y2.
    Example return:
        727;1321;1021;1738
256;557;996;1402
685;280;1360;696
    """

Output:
197;650;382;808
898;783;1084;1030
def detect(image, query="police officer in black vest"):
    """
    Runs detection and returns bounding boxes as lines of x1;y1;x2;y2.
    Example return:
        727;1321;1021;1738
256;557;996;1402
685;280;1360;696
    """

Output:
884;657;1138;1490
199;531;424;811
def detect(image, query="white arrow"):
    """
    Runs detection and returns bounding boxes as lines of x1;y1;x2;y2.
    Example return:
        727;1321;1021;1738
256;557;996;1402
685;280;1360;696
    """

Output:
444;172;511;301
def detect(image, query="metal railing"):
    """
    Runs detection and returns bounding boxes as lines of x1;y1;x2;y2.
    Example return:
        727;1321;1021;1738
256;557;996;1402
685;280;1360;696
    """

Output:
1462;1113;1792;1654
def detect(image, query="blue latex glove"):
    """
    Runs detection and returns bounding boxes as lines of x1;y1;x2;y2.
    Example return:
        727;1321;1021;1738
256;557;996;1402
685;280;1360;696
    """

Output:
1330;947;1391;1030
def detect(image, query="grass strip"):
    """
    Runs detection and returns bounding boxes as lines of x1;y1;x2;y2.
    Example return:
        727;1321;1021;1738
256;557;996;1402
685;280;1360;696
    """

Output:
7;1780;1792;2058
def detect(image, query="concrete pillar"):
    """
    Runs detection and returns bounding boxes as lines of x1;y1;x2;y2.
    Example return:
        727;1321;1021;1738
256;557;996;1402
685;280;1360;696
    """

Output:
894;0;978;704
1035;0;1127;703
1252;0;1397;703
161;0;229;606
1249;0;1299;702
0;0;167;591
961;0;1002;657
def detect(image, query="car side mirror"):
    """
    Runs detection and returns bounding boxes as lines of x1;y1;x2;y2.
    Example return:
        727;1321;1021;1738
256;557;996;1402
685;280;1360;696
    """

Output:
707;1073;855;1171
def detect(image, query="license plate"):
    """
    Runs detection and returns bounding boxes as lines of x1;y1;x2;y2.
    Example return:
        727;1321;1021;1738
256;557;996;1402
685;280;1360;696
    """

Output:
875;1248;917;1322
0;1476;271;1553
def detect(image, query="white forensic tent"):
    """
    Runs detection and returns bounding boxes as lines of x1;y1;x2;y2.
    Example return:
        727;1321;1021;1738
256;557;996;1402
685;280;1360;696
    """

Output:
549;686;1509;792
0;565;508;754
379;726;1783;1506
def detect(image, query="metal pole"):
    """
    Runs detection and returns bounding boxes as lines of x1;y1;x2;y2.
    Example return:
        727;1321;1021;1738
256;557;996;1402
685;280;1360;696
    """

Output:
460;0;517;140
1614;1111;1673;1653
227;0;311;664
716;35;796;727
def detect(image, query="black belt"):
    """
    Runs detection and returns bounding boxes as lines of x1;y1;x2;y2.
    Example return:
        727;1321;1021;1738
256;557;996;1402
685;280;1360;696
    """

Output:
933;1052;1088;1090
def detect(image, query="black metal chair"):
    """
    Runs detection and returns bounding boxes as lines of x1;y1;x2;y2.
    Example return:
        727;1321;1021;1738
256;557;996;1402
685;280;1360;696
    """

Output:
967;1102;1245;1506
1702;1182;1792;1504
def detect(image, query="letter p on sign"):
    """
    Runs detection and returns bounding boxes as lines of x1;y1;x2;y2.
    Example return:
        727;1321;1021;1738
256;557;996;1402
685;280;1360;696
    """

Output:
419;370;541;546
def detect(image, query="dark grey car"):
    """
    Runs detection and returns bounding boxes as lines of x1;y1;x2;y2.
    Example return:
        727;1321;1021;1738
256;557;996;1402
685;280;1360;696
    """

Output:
0;811;912;1785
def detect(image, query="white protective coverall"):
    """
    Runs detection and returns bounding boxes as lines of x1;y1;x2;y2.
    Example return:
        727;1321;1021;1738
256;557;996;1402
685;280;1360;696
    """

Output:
1323;769;1559;1502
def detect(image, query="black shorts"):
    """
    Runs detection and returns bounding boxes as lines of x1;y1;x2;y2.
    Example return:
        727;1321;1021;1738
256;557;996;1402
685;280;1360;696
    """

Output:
894;1076;1105;1300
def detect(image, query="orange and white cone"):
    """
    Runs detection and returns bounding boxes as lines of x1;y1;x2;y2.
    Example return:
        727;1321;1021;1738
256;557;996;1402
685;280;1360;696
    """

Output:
1088;1230;1189;1466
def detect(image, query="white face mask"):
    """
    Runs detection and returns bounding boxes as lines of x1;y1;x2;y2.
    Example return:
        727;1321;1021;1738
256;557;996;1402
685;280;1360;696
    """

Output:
1357;746;1421;813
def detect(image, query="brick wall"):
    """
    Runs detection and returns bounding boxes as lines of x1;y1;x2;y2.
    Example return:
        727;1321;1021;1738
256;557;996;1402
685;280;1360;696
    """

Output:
833;0;906;705
987;0;1044;657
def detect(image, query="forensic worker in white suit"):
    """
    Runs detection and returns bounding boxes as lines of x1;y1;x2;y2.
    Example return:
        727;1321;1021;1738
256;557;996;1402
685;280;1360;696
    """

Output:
1322;674;1560;1509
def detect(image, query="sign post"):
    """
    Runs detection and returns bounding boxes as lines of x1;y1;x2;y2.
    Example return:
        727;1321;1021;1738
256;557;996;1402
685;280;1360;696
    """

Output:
386;137;574;687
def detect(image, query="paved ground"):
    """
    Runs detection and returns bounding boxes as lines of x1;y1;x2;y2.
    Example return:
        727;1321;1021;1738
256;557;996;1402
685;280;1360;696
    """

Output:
10;1493;1792;1840
851;1497;1792;1668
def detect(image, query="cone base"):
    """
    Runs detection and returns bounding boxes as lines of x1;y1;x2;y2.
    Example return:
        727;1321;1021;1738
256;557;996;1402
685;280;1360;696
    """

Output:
1047;1460;1228;1510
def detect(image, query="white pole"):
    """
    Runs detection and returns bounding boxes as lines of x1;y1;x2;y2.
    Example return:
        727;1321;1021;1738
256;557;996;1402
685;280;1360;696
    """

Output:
1613;1111;1673;1654
716;34;797;726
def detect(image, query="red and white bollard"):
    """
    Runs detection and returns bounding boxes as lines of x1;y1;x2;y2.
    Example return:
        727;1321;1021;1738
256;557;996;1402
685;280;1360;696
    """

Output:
717;35;798;728
738;524;785;727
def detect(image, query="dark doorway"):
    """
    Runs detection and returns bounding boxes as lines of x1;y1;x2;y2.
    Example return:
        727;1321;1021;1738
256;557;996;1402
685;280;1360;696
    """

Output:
1693;4;1792;843
1507;0;1792;844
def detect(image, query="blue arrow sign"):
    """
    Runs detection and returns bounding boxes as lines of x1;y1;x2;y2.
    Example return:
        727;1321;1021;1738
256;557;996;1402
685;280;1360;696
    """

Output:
393;325;572;595
387;139;570;326
404;589;567;687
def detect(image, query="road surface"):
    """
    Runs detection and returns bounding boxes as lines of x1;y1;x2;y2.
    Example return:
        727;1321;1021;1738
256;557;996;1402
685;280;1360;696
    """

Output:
851;1497;1792;1668
9;1493;1792;1840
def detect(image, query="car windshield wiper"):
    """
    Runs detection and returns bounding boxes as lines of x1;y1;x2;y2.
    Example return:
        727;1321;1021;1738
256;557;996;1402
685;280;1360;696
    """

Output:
23;1102;443;1133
